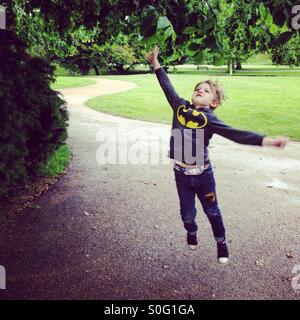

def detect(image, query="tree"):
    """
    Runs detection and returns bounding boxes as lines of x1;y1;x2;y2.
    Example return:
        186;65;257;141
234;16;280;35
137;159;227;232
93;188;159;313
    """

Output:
271;33;300;66
3;0;298;74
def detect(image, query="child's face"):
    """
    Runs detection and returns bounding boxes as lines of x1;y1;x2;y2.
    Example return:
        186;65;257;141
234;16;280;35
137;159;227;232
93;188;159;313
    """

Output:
191;83;217;109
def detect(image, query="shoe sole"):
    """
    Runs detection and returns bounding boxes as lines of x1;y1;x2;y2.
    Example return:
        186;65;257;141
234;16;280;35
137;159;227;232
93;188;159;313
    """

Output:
188;245;197;250
218;258;229;265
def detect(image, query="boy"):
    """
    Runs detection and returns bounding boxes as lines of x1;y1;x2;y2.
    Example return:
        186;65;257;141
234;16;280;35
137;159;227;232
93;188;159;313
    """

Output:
147;46;288;265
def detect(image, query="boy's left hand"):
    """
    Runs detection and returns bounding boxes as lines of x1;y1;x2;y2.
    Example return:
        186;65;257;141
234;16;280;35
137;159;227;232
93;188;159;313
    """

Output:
262;136;289;148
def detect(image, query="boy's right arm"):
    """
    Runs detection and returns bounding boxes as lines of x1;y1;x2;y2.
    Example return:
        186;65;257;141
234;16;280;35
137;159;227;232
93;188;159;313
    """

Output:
147;46;188;110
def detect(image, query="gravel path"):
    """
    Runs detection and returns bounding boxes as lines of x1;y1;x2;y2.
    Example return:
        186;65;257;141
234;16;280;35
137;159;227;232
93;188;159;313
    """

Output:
0;77;300;300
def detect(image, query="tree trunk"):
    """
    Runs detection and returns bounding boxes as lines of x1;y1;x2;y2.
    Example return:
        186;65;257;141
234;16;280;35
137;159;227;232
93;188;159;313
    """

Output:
93;65;100;75
78;60;90;75
236;60;242;70
115;64;125;73
227;60;233;76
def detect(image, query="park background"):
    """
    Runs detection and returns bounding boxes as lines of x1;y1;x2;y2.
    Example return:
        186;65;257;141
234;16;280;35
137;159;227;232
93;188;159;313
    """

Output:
0;0;299;300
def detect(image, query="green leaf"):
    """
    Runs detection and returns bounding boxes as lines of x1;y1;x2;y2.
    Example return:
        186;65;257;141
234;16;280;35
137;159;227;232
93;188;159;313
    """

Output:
213;56;225;66
164;27;173;39
171;30;177;43
265;12;273;27
140;34;158;46
168;51;179;62
259;3;266;19
194;51;205;65
163;26;176;43
270;23;278;35
157;16;171;30
183;26;199;34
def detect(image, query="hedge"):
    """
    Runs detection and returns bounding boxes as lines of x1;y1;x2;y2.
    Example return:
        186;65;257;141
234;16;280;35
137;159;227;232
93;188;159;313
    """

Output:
0;30;68;200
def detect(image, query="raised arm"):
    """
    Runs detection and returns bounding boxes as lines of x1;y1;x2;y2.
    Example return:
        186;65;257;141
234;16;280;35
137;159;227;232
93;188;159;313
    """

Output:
147;45;188;110
210;114;288;148
147;45;161;71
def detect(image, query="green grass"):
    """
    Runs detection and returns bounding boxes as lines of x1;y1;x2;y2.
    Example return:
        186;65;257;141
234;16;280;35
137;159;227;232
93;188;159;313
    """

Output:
39;144;71;177
245;53;273;65
86;71;300;140
51;76;96;90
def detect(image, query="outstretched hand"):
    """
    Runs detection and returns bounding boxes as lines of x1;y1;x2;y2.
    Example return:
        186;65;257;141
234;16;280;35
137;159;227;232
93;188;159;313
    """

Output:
262;136;289;148
146;45;161;70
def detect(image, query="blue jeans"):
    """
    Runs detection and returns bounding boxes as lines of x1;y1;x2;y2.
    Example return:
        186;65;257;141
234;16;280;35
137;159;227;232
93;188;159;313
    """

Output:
174;163;226;242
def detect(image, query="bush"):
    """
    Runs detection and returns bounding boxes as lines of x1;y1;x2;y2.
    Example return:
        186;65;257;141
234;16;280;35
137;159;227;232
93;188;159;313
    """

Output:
271;34;300;66
0;30;68;200
105;44;138;72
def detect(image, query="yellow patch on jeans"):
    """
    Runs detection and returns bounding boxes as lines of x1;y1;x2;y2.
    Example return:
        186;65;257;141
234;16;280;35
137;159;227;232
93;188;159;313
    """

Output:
205;192;216;204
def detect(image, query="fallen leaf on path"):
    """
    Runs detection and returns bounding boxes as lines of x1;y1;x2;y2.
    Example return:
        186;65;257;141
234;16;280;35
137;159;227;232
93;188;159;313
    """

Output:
255;260;264;267
286;251;294;259
25;203;41;209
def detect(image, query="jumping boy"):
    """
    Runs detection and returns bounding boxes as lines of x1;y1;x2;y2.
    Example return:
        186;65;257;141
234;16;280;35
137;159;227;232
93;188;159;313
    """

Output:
147;45;288;265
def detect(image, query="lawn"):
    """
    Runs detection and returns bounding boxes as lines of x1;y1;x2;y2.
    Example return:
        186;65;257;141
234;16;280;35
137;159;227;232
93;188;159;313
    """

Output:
39;144;71;177
86;70;300;140
51;76;96;90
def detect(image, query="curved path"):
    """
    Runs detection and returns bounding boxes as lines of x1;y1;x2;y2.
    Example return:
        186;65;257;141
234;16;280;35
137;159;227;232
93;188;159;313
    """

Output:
0;77;300;300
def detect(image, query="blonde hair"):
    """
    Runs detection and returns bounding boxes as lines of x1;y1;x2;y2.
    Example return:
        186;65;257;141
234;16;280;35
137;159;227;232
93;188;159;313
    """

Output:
194;80;225;109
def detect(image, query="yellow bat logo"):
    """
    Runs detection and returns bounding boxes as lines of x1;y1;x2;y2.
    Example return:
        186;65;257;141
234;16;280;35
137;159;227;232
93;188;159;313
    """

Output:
176;105;208;129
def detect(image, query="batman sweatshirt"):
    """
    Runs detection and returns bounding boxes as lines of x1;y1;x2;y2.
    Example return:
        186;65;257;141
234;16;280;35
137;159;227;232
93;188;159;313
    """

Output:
155;67;265;165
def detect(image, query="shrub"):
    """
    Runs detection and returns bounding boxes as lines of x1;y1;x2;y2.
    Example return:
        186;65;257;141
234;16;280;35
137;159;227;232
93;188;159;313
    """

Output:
105;44;138;72
271;34;300;66
0;30;68;200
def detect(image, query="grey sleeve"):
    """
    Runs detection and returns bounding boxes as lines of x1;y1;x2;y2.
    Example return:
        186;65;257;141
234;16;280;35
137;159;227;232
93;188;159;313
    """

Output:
155;67;189;110
210;114;265;146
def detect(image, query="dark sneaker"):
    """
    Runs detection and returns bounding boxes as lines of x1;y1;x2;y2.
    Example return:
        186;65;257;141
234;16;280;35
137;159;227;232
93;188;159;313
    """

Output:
217;242;229;265
187;233;198;250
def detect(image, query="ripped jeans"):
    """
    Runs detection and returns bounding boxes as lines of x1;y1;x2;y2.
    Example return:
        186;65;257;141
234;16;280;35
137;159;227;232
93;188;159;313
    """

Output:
174;163;226;242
